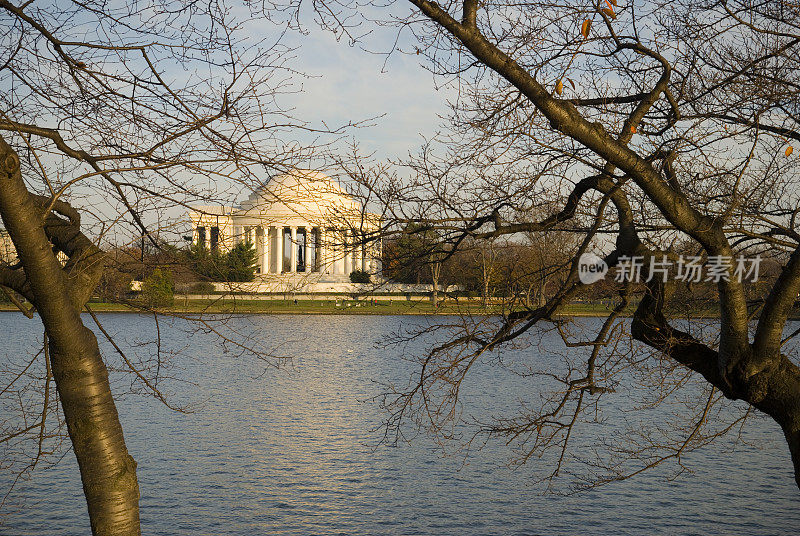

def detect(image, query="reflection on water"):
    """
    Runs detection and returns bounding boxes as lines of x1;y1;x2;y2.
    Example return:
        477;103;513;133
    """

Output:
0;313;798;535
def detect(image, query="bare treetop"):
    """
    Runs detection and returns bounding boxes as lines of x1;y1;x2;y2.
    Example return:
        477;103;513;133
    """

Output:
0;2;346;533
307;0;800;491
0;0;346;244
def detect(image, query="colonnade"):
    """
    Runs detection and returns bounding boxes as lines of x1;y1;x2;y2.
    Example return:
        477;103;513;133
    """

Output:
236;225;376;276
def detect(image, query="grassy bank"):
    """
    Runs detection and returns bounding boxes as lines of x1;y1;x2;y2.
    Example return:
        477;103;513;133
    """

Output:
84;298;498;315
0;297;726;317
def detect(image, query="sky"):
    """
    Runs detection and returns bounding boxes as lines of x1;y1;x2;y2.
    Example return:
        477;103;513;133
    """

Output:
271;8;454;164
166;7;456;239
1;2;454;242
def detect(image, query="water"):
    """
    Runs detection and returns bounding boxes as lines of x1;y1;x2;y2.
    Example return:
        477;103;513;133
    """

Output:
0;312;798;535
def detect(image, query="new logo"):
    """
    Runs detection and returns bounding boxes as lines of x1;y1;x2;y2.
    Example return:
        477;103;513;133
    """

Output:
578;253;608;284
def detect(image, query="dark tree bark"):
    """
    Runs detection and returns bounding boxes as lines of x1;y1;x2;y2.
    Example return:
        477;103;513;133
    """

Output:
0;0;336;531
0;135;140;535
397;0;800;488
319;0;800;490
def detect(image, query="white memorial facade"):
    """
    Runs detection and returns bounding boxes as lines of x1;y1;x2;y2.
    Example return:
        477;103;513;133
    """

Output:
0;229;16;264
188;169;382;282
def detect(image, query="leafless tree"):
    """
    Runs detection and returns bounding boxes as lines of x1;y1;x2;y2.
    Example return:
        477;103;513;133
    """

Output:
0;1;346;534
313;0;800;490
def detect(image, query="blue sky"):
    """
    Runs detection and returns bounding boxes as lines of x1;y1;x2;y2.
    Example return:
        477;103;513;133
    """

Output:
2;3;453;241
276;11;453;163
157;10;454;239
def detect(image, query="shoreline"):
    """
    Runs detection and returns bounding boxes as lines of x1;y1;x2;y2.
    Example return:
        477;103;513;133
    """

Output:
0;299;729;318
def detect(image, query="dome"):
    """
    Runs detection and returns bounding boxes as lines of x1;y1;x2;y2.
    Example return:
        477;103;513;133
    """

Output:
237;169;361;221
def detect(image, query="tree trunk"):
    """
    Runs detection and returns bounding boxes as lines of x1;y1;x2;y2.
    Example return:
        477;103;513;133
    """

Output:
746;355;800;490
632;277;800;489
431;261;441;305
51;330;141;535
537;276;547;308
0;136;140;534
481;253;489;307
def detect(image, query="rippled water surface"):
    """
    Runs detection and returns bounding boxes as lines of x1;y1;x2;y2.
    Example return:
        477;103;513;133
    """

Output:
0;312;798;535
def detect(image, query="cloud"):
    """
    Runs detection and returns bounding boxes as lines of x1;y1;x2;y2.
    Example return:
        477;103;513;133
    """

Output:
280;22;452;161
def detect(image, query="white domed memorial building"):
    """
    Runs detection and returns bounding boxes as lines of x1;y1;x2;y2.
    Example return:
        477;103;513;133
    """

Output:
188;169;382;290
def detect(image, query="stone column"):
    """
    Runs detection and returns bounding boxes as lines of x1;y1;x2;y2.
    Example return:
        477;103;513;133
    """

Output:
321;228;329;274
254;227;261;274
316;228;323;273
275;226;284;273
304;227;311;273
290;227;298;273
272;228;277;274
273;227;279;274
329;228;336;274
261;227;270;275
311;227;318;272
343;229;352;275
334;228;342;275
330;229;338;275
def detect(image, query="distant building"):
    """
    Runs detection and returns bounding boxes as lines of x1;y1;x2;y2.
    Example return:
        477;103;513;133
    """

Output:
0;228;17;264
0;228;68;266
188;169;382;281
